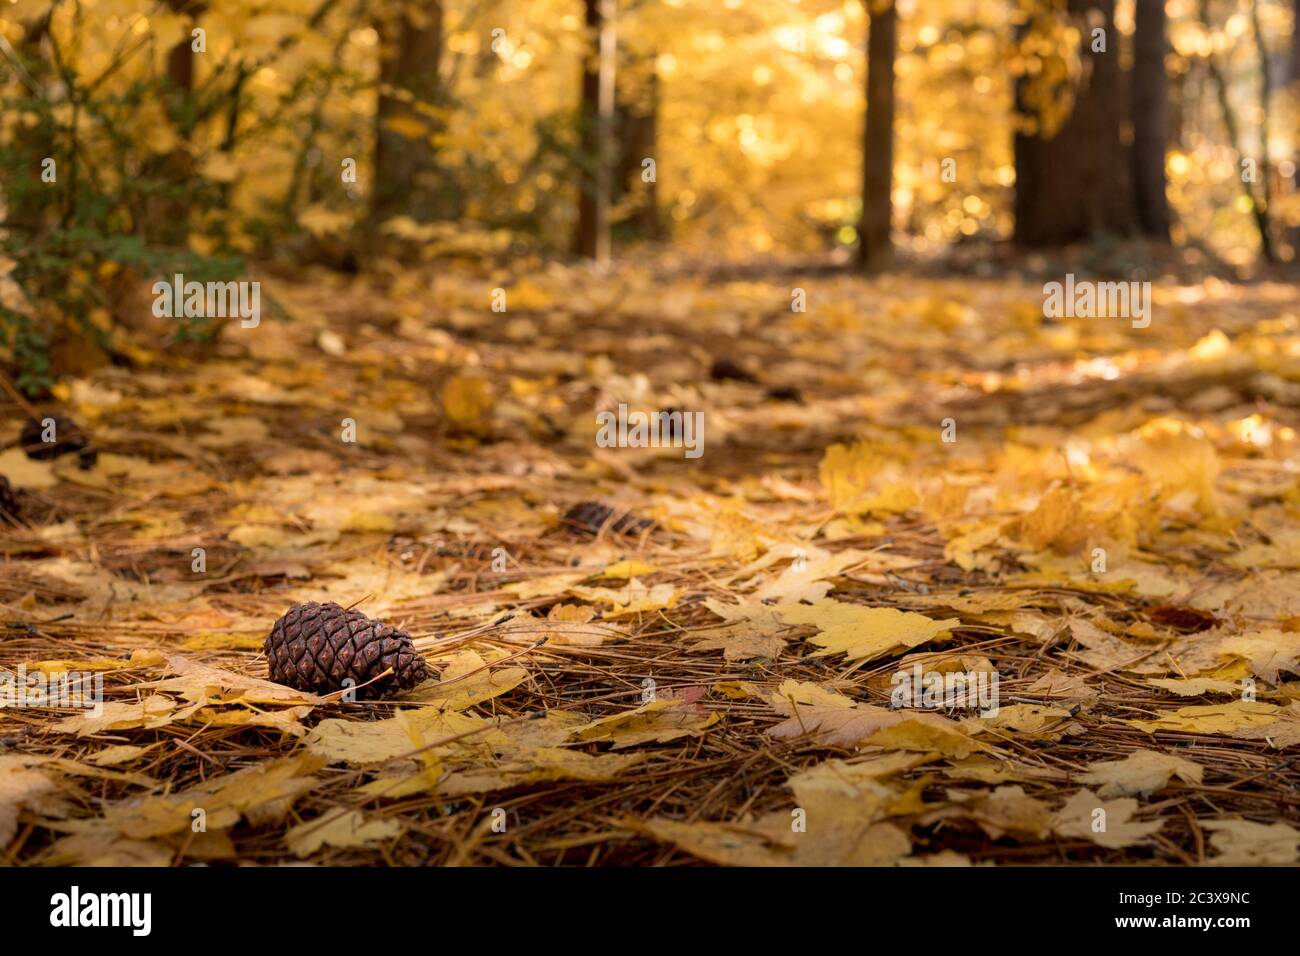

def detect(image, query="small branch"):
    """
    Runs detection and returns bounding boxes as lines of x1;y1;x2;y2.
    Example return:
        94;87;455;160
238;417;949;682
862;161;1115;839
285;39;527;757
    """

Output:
1197;0;1276;262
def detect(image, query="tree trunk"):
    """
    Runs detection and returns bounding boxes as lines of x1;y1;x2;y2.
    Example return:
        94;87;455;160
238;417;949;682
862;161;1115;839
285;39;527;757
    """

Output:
1014;0;1135;246
153;0;204;247
1196;0;1275;261
572;0;616;264
1289;0;1299;254
614;67;661;240
166;0;198;95
858;0;896;271
371;1;444;227
1131;0;1171;240
5;13;53;240
1248;0;1276;260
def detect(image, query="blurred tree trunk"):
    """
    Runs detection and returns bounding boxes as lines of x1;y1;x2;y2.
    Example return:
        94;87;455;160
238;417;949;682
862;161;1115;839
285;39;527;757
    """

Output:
858;0;896;271
5;12;52;240
153;0;204;247
1289;0;1299;253
573;0;616;264
1014;0;1135;246
1168;63;1185;150
1196;0;1275;261
1248;0;1275;258
1131;0;1171;240
614;67;661;240
166;0;198;93
371;1;444;227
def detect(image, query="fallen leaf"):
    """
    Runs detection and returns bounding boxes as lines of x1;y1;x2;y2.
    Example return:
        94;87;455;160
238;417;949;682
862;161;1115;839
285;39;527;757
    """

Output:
776;600;958;662
1053;790;1164;848
0;757;59;845
570;700;717;749
769;699;977;756
601;559;657;579
1078;750;1204;798
1128;701;1285;736
692;598;789;660
413;650;527;710
1203;819;1300;865
286;811;402;857
52;696;177;736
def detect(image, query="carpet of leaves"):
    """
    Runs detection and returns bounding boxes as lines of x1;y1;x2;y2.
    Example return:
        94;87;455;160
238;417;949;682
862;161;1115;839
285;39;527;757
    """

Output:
3;260;1300;866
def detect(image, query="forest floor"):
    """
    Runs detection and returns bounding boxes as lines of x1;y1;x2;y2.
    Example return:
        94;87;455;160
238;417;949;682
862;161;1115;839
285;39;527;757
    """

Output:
3;258;1300;866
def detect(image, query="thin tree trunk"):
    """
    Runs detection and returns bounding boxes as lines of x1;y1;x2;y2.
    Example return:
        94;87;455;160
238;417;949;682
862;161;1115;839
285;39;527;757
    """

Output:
1168;61;1185;149
1288;0;1299;254
166;1;197;94
573;0;616;264
371;1;444;227
614;67;660;239
5;12;52;239
1197;0;1275;261
1249;0;1276;256
1293;0;1300;185
858;0;896;271
152;0;204;246
1132;0;1171;240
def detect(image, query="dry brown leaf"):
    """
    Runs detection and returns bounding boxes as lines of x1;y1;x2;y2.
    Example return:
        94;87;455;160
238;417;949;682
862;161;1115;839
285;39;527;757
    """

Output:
776;600;958;662
1203;820;1300;865
286;811;402;858
569;700;718;749
1053;790;1165;849
1078;750;1204;798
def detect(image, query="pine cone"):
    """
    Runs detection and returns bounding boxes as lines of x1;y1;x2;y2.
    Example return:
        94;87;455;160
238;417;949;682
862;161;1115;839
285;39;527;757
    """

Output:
0;475;18;521
21;413;97;469
709;357;759;384
265;602;428;698
562;501;653;537
765;385;803;403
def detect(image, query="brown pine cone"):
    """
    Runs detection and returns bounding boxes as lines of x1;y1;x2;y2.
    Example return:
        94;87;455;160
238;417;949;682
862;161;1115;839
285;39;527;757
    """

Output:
0;475;19;521
709;357;760;384
765;385;803;403
265;602;428;698
20;413;97;469
562;501;653;537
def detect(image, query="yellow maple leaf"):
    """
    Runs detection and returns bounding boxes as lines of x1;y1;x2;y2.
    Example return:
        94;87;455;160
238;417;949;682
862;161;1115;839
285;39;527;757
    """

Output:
570;700;717;749
601;559;656;579
776;600;958;661
1128;419;1222;517
1128;701;1284;735
1053;790;1164;848
1078;750;1204;798
752;547;868;603
306;710;496;766
416;650;526;711
286;811;401;858
1204;820;1300;865
570;578;678;616
0;757;58;847
818;440;913;516
441;373;494;434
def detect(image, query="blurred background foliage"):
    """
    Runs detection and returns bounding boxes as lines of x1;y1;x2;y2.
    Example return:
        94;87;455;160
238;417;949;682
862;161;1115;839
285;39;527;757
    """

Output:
0;0;1297;389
